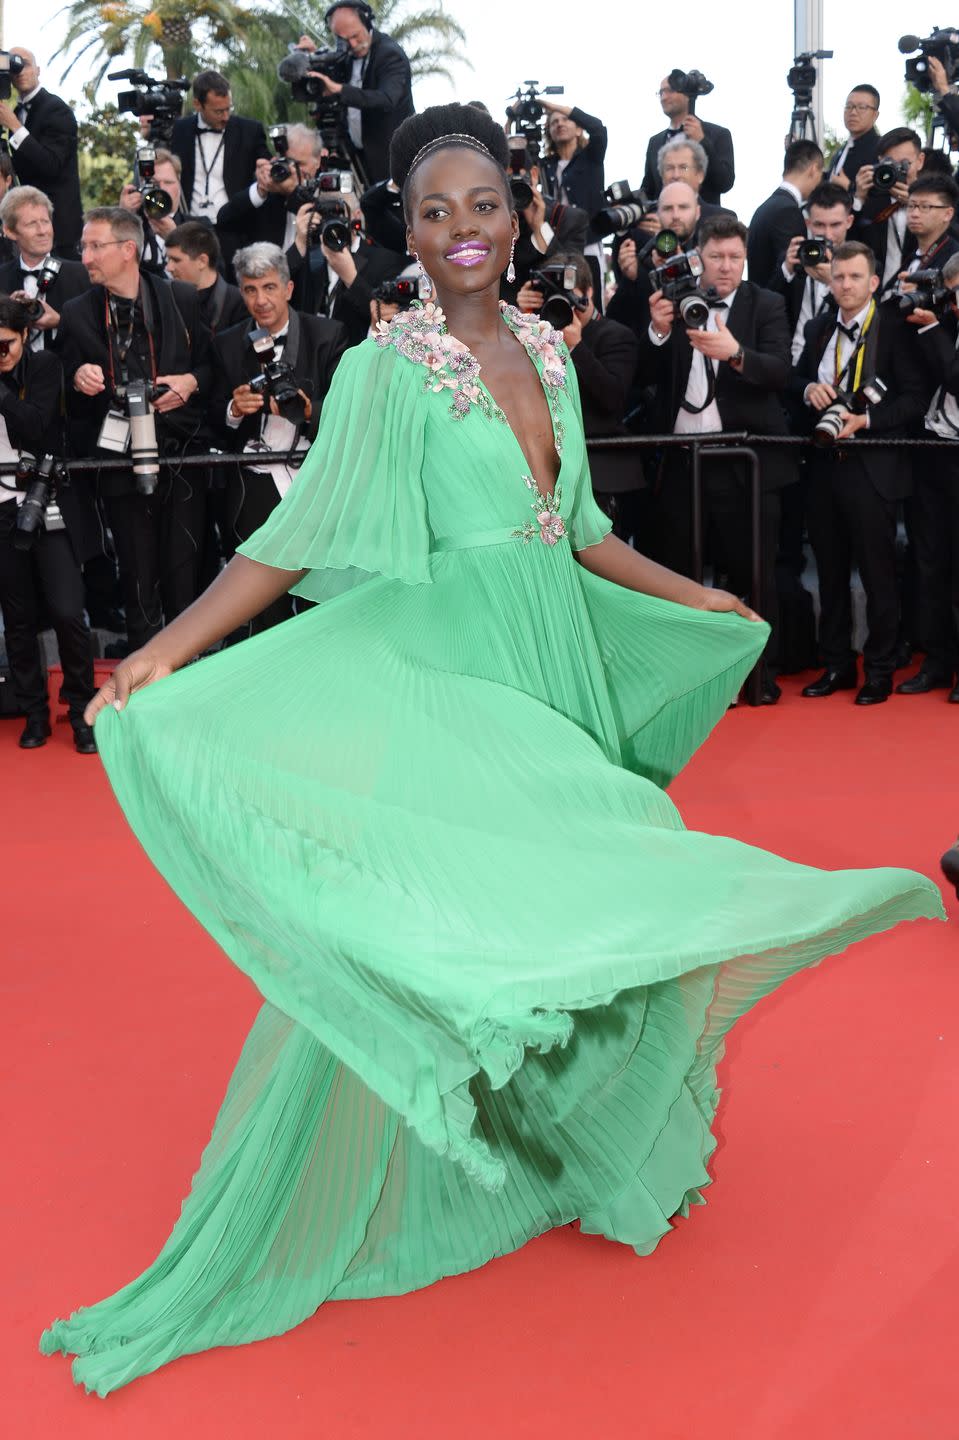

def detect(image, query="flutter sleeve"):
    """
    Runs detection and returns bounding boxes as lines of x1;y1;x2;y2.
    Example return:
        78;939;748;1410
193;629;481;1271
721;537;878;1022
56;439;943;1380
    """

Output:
561;355;614;552
237;340;431;600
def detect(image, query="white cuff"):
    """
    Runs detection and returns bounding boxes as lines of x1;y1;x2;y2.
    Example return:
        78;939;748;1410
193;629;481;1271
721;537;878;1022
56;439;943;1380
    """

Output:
8;126;28;151
248;182;266;209
226;402;243;428
917;320;940;335
852;196;863;213
647;324;669;347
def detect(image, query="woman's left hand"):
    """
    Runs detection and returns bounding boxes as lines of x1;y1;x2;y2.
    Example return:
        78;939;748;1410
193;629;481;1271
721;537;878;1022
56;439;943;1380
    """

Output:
696;586;763;622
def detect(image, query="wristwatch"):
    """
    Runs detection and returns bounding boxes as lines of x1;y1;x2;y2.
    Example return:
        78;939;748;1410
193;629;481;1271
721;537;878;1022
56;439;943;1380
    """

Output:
728;345;745;366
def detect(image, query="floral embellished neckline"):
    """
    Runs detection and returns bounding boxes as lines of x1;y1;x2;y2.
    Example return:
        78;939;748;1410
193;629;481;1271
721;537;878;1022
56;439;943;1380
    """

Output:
374;301;567;455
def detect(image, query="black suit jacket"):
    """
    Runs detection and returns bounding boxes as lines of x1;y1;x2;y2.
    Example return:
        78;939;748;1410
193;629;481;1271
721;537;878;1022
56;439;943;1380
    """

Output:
9;89;83;253
827;129;881;186
790;304;930;499
643;120;735;204
853;205;959;293
210;310;349;449
747;187;806;289
0;256;90;349
571;314;640;493
540;109;608;242
638;280;796;490
216;187;288;270
288;240;405;347
57;274;213;491
170;114;270;218
500;203;590;307
337;31;415;185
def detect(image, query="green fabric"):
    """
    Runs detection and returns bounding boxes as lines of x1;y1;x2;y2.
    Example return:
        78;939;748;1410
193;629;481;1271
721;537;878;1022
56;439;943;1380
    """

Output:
41;318;945;1397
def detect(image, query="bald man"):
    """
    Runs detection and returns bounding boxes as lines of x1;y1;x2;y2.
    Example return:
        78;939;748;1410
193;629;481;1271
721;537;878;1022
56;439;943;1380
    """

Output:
0;47;82;255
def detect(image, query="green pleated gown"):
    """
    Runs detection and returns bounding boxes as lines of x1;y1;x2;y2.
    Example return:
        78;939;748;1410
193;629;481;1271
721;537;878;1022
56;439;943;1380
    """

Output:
41;304;944;1395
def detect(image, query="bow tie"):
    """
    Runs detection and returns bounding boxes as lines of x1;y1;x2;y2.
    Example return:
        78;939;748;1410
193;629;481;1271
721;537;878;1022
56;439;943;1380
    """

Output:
666;127;684;138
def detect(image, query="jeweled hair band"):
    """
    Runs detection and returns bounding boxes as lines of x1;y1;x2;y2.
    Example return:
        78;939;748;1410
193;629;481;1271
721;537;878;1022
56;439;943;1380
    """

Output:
406;134;494;179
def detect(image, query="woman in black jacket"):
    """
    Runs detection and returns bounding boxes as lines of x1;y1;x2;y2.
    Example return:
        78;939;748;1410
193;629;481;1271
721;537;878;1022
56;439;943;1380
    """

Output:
541;103;608;299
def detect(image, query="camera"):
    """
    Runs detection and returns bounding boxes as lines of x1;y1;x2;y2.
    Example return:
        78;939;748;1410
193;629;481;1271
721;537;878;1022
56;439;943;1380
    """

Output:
786;50;833;109
20;256;61;322
507;80;564;165
136;147;174;220
873;157;911;192
666;67;714;104
12;453;66;551
649;244;709;328
268;125;293;184
798;236;831;268
897;267;955;318
592;179;655;238
899;29;959;94
288;170;354;211
372;276;430;312
108;378;163;495
0;49;24;102
506;136;535;209
528;264;590;329
248;328;305;422
282;43;354;104
812;377;888;446
109;68;189;146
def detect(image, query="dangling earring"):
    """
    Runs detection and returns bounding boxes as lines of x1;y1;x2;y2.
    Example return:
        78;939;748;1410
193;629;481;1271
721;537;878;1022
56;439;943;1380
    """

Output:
506;239;516;284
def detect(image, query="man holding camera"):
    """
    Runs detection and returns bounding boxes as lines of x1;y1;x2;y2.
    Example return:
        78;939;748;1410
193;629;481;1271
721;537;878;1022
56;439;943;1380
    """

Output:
57;207;211;654
292;2;414;186
119;147;194;274
169;70;269;225
639;216;793;701
791;241;929;704
643;73;734;206
851;127;924;293
504;158;588;308
0;186;90;351
900;174;959;277
747;141;824;289
769;183;852;361
0;296;98;752
0;47;83;258
608;181;704;344
210;242;347;635
217;123;324;261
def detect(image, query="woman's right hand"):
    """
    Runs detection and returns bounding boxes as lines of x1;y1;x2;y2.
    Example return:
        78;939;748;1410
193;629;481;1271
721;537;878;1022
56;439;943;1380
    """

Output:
84;652;174;725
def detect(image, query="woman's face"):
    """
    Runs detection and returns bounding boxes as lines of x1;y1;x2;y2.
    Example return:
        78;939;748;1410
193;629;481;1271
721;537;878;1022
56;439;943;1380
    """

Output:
548;113;581;146
406;146;518;298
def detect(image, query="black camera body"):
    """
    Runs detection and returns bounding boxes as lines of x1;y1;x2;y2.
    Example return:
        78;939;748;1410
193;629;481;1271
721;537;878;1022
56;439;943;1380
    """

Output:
528;263;590;330
248;328;304;422
0;49;24;103
268;125;293;183
666;67;714;108
593;179;655;238
13;453;66;551
372;277;429;311
136;146;174;220
649;243;710;328
798;236;831;268
897;267;955;318
813;377;888;446
110;69;189;146
22;257;62;322
507;80;564;166
288;45;354;103
899;29;959;94
873;157;911;193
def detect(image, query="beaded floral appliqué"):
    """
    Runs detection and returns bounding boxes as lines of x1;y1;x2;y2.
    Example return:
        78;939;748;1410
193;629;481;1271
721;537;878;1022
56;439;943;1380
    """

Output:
512;475;567;546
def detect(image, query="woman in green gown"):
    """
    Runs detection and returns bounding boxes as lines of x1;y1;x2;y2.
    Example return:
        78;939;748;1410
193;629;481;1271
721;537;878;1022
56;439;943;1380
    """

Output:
41;106;944;1396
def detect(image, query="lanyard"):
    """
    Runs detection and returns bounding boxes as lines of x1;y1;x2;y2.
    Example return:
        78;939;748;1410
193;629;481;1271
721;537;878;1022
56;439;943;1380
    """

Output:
834;299;876;390
196;125;227;201
105;285;156;393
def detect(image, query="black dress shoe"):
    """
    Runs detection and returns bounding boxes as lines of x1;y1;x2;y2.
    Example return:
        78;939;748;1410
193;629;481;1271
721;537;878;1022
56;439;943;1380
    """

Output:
942;842;959;897
855;678;892;705
896;668;954;695
802;666;858;698
759;677;781;705
18;715;51;748
949;683;959;704
72;723;97;755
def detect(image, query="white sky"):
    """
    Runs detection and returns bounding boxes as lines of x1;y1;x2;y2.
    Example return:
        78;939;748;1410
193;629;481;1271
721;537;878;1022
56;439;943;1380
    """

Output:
2;0;946;221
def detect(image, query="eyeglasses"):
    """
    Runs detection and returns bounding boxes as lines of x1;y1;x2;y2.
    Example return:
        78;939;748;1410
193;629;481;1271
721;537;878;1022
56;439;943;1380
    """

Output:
81;239;127;253
844;102;877;112
905;202;951;212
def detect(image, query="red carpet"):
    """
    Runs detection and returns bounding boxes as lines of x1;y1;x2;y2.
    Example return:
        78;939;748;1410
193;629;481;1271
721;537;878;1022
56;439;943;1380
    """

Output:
4;671;957;1438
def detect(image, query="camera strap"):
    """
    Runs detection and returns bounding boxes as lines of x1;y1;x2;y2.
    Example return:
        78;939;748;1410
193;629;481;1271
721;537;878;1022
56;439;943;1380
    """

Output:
105;283;157;393
195;124;227;207
833;299;876;391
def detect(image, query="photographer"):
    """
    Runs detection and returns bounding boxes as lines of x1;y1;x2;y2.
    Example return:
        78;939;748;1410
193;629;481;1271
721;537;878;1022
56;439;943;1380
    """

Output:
826;86;882;188
165;222;248;335
639;216;794;702
118;147;193;274
900;174;959;277
769;183;851;361
211;242;348;635
0;47;82;257
540;102;607;294
0;297;97;752
169;71;269;224
293;2;414;185
747;140;824;289
851;127;924;293
0;186;90;350
504;157;588;309
217;123;324;260
791;241;929;704
57;207;212;653
643;72;734;205
895;250;959;700
607;181;702;342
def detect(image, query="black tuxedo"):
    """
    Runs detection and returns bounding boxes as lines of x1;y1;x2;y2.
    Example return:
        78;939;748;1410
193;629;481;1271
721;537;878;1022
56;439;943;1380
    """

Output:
198;276;248;335
216;187;289;271
827;129;881;186
643;120;735;204
288;240;404;346
0;348;97;723
500;203;589;307
572;313;640;491
792;304;931;679
847;206;959;293
747;186;807;289
767;261;835;350
540;109;608;242
9;88;83;254
57;274;214;649
170;114;269;220
610;202;735;289
336;31;415;185
0;256;90;349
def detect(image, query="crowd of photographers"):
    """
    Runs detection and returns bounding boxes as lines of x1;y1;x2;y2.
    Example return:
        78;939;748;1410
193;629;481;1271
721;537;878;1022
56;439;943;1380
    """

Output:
2;10;959;755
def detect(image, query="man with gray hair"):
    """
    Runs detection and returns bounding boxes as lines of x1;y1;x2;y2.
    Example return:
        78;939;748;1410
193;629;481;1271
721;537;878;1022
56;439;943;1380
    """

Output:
217;122;326;265
0;184;89;349
0;46;82;255
209;239;348;636
56;206;212;653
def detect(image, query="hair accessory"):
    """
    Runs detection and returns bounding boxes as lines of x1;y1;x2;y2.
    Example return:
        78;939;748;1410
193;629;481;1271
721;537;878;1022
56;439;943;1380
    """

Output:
407;133;493;182
506;238;516;284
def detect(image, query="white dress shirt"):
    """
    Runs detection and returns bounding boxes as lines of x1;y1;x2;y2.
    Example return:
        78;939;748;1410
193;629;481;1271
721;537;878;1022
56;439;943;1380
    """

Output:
8;86;41;151
673;287;738;435
815;299;872;389
191;126;229;215
347;55;365;151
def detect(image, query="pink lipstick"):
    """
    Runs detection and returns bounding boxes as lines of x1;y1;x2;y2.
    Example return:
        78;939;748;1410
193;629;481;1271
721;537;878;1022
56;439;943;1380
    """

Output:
444;242;491;267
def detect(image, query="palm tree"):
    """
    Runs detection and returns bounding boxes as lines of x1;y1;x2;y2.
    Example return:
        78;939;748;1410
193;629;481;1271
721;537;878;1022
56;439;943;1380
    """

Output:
54;0;259;87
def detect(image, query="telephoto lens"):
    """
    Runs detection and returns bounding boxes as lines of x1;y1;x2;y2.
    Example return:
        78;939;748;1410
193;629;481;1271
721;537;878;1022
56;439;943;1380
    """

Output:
678;292;710;329
126;380;161;495
812;402;847;446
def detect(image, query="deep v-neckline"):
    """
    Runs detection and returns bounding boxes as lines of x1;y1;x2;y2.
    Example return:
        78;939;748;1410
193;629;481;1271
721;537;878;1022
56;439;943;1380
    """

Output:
471;308;563;502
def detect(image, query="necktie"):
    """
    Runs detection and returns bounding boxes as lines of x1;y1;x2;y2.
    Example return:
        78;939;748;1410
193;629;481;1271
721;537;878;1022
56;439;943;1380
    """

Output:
838;321;859;341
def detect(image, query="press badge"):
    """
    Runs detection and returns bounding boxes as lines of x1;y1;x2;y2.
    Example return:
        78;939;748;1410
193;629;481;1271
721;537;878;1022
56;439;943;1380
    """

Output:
98;409;131;453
